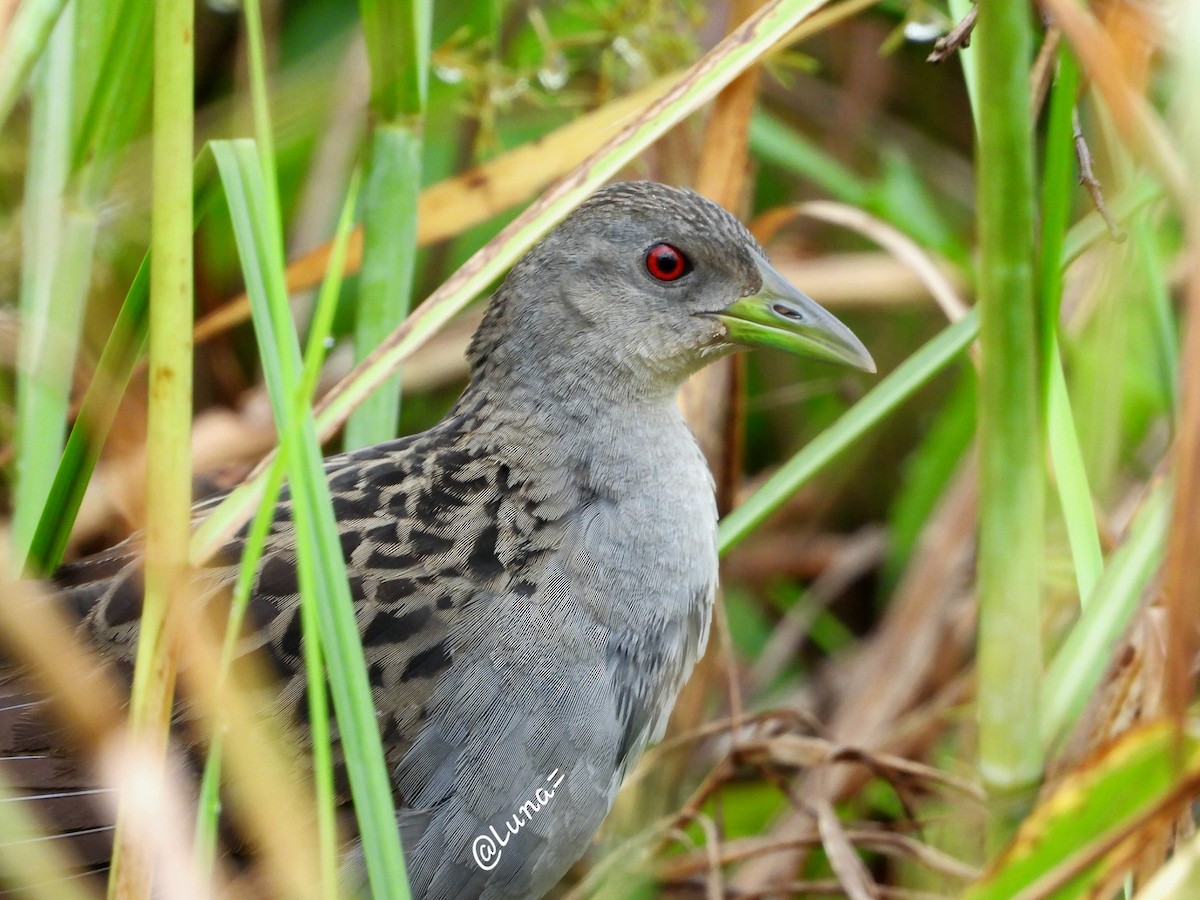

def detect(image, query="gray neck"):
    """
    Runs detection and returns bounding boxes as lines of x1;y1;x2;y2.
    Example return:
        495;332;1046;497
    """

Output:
467;343;682;411
452;364;700;496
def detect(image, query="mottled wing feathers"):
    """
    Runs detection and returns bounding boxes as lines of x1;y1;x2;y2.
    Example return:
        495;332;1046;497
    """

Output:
40;407;574;783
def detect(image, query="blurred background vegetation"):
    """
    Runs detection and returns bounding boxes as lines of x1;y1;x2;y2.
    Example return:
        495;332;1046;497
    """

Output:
1;0;1198;897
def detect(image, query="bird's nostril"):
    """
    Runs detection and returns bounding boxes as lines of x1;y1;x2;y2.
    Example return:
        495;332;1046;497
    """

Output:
772;302;804;322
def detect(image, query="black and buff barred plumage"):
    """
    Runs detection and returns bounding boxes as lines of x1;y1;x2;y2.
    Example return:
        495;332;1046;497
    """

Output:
0;182;873;899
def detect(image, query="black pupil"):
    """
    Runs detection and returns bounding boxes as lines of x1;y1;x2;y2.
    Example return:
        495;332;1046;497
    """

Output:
655;248;678;273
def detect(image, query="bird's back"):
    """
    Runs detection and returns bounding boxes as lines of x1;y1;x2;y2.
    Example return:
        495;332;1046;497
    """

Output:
0;385;718;899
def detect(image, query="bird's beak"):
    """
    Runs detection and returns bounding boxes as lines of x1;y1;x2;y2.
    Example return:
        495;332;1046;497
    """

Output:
713;259;876;373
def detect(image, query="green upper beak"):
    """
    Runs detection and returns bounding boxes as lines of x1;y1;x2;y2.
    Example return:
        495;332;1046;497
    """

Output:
713;258;876;373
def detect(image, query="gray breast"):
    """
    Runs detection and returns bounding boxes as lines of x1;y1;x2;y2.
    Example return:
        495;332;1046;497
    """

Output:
393;408;719;899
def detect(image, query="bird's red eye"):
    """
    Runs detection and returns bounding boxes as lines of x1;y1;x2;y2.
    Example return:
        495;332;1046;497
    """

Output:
645;243;690;282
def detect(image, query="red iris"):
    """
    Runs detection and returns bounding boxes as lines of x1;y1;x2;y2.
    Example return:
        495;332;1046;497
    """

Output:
645;243;690;282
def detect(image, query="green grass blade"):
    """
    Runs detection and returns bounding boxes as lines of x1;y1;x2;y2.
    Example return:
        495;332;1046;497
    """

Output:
1135;217;1180;415
301;170;364;400
23;257;149;574
70;0;153;199
1039;49;1104;604
24;151;218;577
241;0;284;239
193;458;286;870
344;126;422;448
295;169;363;896
1038;47;1078;372
15;0;173;574
11;8;86;566
881;371;976;591
719;310;980;555
345;0;431;448
1041;482;1171;748
749;110;870;206
359;0;430;122
108;0;195;890
195;139;357;854
0;0;68;132
296;578;339;900
947;0;979;120
1047;342;1104;603
191;151;368;858
966;722;1199;899
212;139;410;900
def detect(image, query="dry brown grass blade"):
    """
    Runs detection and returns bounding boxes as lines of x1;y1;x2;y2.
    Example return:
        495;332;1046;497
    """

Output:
0;772;99;900
771;251;969;309
618;713;981;895
751;201;972;359
791;202;970;323
0;0;19;44
192;75;678;344
683;812;726;900
819;460;976;762
1135;815;1200;898
660;828;978;883
1039;0;1186;204
1159;0;1200;741
734;880;949;898
0;575;238;898
98;743;216;900
1160;265;1200;724
0;579;125;754
739;735;982;800
731;461;978;892
814;798;880;900
749;526;886;692
0;562;324;897
0;578;121;900
691;0;763;209
1051;604;1165;783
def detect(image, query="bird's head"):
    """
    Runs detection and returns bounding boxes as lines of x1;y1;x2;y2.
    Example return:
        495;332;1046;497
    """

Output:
469;182;875;400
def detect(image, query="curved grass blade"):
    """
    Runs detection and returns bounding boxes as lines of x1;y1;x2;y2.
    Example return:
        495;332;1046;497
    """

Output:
23;257;149;575
23;151;220;577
